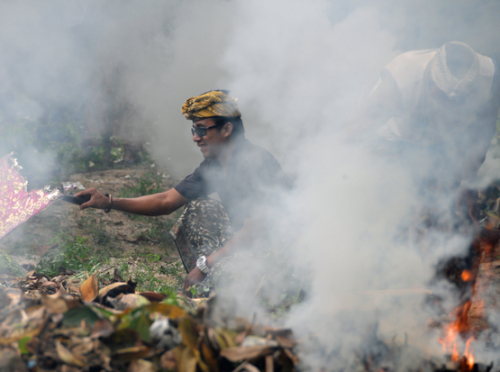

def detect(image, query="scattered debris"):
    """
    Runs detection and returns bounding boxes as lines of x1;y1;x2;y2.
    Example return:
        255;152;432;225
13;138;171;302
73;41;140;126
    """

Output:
0;268;299;371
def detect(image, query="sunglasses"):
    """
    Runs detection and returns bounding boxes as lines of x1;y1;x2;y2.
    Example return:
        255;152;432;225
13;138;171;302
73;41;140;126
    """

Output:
191;123;223;137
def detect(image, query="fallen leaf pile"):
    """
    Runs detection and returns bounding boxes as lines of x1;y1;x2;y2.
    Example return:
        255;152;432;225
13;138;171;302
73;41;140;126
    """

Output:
0;269;299;372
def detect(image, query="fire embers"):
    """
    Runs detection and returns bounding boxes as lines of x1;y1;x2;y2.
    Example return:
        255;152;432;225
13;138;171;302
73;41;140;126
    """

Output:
439;301;476;371
435;228;500;371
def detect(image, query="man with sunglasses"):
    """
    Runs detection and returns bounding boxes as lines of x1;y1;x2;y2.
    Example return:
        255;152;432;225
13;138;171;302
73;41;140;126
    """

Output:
77;90;291;295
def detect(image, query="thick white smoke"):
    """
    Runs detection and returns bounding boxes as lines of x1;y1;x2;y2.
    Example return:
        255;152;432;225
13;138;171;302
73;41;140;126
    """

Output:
215;0;500;369
2;0;500;369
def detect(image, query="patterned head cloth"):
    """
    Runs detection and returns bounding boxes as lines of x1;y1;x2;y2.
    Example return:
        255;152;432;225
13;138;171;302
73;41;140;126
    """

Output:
429;41;480;98
181;90;241;120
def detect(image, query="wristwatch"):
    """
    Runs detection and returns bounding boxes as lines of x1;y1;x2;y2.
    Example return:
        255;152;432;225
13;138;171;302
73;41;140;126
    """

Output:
196;256;210;274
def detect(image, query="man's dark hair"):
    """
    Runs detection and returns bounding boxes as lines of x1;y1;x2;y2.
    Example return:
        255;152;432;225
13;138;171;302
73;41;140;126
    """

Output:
213;116;245;138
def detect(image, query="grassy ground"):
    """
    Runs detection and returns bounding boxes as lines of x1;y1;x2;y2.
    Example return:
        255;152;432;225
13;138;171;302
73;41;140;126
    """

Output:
0;168;187;294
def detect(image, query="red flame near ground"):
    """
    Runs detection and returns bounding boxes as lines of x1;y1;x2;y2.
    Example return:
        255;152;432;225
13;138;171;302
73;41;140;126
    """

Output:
438;298;474;370
438;228;500;371
461;270;472;282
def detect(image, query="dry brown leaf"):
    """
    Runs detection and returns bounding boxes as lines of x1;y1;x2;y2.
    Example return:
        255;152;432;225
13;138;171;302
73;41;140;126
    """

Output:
80;274;99;302
42;295;69;314
26;306;45;323
265;354;274;372
220;345;275;362
114;346;152;361
61;365;80;372
234;331;248;346
128;359;158;372
201;342;218;372
282;348;300;366
95;282;135;305
178;317;198;350
233;362;261;372
108;293;149;310
90;319;114;339
71;338;95;356
174;346;197;372
215;328;237;348
275;335;297;349
56;340;86;367
139;292;165;302
0;323;45;345
6;289;21;307
178;317;210;372
241;363;260;372
213;330;229;349
160;349;177;370
147;303;186;319
207;328;220;351
0;349;27;372
41;281;58;289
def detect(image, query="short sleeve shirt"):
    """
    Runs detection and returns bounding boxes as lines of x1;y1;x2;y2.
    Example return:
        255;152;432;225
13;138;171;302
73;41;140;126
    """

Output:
174;138;291;231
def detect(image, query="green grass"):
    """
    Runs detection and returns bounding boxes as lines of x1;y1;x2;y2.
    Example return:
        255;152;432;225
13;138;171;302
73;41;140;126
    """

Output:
32;169;184;295
0;251;25;276
132;216;178;245
35;234;111;277
35;213;117;277
118;172;165;198
115;255;185;294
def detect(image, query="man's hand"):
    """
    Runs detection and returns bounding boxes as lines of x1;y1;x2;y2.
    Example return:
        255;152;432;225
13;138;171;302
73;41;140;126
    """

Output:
183;267;207;295
75;188;111;210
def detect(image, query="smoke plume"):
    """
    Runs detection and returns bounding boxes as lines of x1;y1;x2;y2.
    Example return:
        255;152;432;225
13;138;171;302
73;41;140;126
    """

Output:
2;0;500;369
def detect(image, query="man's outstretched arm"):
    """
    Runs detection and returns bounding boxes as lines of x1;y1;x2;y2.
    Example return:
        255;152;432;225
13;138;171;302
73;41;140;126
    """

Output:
75;187;189;216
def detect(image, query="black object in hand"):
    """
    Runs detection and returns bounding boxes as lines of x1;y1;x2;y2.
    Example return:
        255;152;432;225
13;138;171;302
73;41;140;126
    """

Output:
60;194;92;205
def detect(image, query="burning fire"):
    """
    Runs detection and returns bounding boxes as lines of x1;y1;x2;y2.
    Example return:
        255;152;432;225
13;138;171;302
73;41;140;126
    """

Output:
464;339;475;369
438;299;475;370
437;227;500;370
461;270;472;282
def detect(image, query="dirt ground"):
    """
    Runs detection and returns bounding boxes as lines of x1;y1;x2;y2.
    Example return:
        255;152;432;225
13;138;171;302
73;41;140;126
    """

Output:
0;166;187;293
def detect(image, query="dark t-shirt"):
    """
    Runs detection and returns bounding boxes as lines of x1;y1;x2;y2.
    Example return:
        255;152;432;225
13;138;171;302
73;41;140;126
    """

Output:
174;138;292;231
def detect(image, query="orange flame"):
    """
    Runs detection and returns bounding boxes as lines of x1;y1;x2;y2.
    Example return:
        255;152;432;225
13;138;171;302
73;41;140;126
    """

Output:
437;230;500;370
461;270;472;282
438;300;475;370
464;339;474;369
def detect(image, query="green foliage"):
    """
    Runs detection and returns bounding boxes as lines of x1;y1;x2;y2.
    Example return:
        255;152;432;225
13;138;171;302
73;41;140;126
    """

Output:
146;253;162;263
0;102;151;187
18;336;31;355
35;234;109;277
117;256;184;295
0;251;25;276
161;292;181;307
118;172;165;198
132;216;178;245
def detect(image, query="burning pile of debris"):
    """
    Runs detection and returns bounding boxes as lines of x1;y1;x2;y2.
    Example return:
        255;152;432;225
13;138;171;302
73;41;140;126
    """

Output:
0;269;299;372
2;224;500;372
431;222;500;372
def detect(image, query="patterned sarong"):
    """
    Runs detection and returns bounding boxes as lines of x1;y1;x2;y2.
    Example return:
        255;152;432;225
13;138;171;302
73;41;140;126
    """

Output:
169;198;302;299
169;198;234;274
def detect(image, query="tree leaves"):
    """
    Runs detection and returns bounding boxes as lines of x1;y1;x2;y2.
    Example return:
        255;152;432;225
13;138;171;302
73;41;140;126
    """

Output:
56;340;86;367
79;274;98;302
